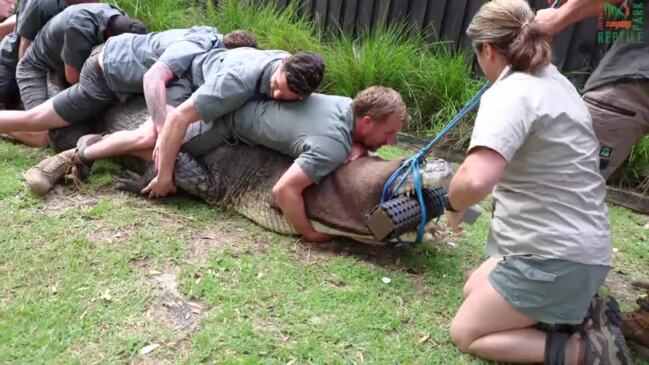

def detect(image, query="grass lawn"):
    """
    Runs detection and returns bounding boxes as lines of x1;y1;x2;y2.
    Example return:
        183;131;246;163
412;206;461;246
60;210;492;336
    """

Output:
0;140;647;364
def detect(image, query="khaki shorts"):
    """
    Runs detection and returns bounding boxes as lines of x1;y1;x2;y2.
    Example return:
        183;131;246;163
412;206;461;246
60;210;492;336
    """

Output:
489;255;609;325
584;79;649;179
52;50;117;125
53;53;194;125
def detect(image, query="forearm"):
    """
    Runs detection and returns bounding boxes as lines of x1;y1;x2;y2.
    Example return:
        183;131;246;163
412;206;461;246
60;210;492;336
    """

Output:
447;164;495;212
557;0;602;26
143;63;175;130
275;189;318;236
0;14;15;41
18;37;30;59
156;114;190;182
535;0;606;36
143;75;169;130
446;147;508;215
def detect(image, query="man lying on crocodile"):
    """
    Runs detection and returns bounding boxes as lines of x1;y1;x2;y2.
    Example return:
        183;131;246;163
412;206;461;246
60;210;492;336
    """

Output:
26;86;438;242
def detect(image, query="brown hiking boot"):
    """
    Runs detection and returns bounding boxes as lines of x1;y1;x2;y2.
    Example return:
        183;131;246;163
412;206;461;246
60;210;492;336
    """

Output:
622;281;649;359
583;296;632;364
23;149;79;196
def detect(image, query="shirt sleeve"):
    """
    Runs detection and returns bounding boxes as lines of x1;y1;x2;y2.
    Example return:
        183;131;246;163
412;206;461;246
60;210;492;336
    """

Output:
157;26;219;77
61;21;97;71
16;0;44;40
158;40;213;78
193;65;254;122
468;86;534;163
295;136;350;184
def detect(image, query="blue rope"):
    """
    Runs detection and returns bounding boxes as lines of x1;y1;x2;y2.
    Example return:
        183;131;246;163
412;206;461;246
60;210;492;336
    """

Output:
380;82;491;244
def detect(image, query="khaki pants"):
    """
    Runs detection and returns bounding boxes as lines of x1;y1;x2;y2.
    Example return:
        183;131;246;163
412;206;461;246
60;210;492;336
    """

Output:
584;80;649;180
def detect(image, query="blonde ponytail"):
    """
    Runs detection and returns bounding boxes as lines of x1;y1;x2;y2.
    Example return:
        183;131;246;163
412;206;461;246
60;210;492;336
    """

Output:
467;0;552;73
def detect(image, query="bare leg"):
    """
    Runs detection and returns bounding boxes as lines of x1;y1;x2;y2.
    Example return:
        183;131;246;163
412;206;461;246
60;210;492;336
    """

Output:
463;257;499;299
0;99;69;132
83;119;157;161
450;258;584;364
126;147;154;161
1;131;49;147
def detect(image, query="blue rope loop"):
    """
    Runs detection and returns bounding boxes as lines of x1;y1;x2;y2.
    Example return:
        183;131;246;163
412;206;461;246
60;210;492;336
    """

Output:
380;82;491;244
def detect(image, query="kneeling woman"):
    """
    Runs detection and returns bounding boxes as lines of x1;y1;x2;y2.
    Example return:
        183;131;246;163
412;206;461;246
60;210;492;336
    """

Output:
446;0;630;364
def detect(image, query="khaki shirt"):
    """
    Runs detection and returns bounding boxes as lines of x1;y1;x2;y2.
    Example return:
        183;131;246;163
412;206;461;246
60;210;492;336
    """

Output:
469;65;612;266
102;26;222;97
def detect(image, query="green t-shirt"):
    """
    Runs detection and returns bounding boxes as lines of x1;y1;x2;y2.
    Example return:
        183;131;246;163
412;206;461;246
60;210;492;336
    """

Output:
185;93;354;184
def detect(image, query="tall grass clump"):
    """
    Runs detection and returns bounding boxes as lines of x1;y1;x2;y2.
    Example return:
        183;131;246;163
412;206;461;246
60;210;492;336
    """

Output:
207;0;323;54
322;25;481;136
617;136;649;189
107;0;203;31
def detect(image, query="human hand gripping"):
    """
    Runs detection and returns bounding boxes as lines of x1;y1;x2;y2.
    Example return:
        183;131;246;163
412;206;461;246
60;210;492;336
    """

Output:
141;167;177;199
445;210;465;235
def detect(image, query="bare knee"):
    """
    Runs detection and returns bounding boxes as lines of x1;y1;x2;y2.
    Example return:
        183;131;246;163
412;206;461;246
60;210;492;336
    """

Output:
462;275;475;299
449;315;476;353
132;128;156;149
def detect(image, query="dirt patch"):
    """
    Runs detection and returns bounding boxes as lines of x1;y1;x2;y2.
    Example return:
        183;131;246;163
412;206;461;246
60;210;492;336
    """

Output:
605;269;647;308
130;264;206;364
184;220;269;265
91;225;140;245
147;268;204;333
291;238;414;268
41;185;102;214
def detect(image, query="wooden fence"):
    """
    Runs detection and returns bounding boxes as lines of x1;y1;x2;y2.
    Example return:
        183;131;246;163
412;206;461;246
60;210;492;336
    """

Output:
237;0;608;85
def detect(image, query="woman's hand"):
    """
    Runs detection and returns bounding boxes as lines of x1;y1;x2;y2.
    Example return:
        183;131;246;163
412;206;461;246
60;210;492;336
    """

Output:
446;210;465;235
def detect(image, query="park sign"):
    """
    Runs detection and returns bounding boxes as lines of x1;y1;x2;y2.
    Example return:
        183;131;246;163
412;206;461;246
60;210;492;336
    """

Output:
597;0;645;44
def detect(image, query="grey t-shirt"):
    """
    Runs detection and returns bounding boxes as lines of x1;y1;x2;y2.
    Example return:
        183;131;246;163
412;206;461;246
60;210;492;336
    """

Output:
188;47;288;123
0;0;65;67
584;0;648;92
192;94;354;183
102;26;223;97
469;65;612;266
26;3;124;76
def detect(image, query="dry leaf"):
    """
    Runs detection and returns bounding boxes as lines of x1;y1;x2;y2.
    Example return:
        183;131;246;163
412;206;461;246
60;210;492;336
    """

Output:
417;334;430;345
138;343;160;356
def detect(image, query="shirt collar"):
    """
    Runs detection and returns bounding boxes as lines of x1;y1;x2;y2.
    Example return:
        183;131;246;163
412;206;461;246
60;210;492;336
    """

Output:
495;65;513;84
258;59;281;96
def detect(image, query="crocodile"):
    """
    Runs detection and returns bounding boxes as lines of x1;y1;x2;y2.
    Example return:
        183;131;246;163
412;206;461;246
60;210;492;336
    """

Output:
52;96;454;244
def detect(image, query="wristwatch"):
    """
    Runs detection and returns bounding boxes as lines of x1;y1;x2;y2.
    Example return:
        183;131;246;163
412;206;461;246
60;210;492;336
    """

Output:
445;196;459;212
